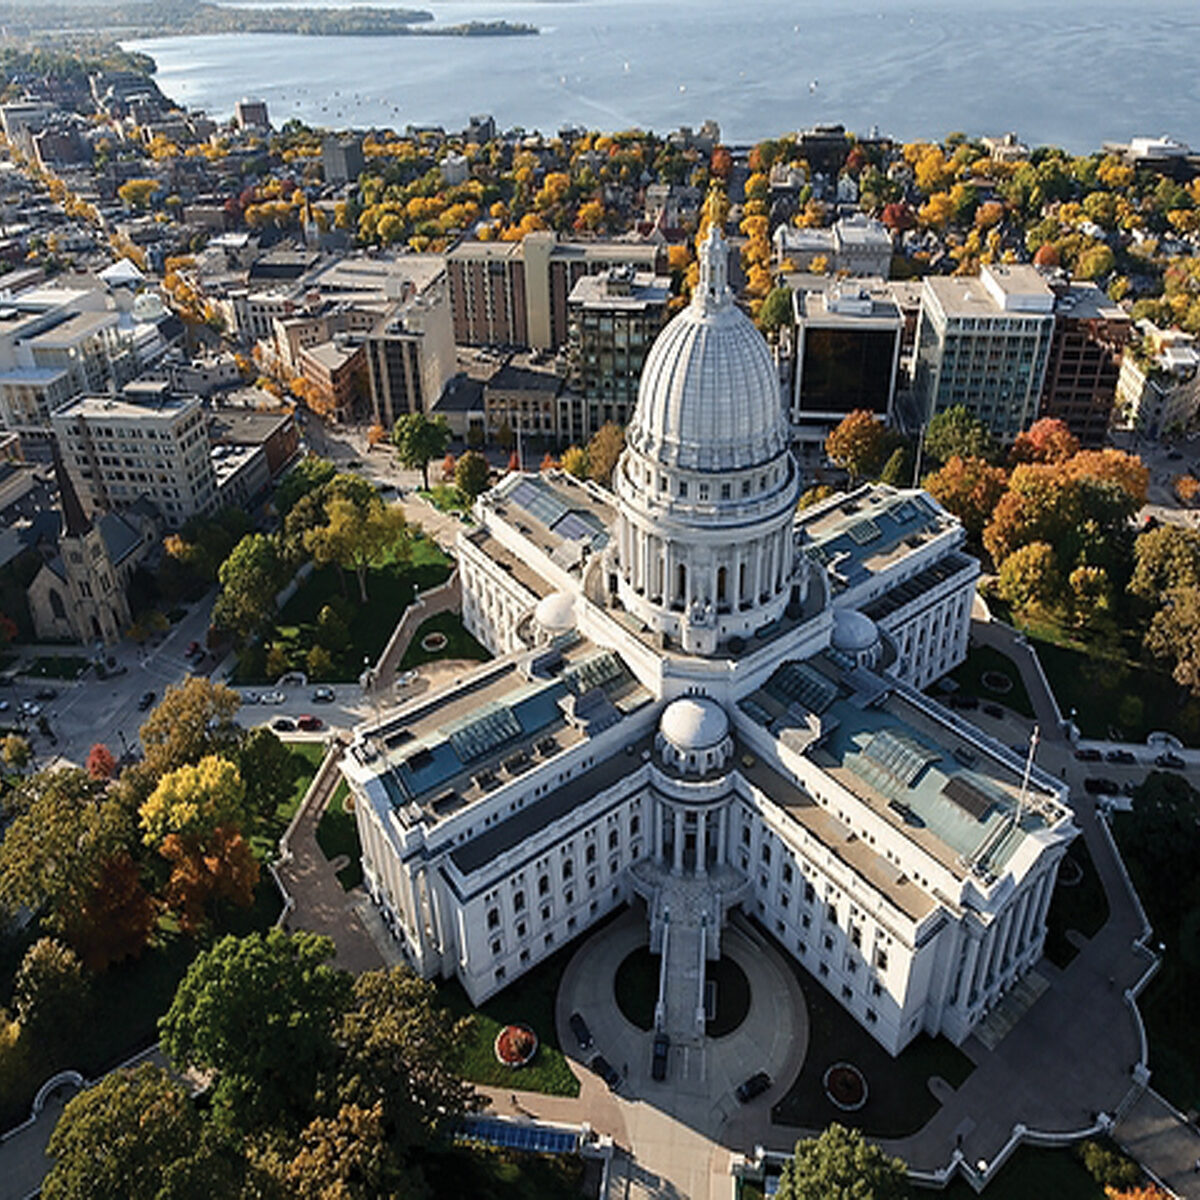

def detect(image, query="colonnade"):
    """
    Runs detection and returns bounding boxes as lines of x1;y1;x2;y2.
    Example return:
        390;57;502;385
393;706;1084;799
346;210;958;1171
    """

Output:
652;799;729;875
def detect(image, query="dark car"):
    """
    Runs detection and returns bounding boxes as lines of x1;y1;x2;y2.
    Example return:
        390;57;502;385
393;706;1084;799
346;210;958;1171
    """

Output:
982;702;1004;719
312;685;335;703
1074;748;1102;762
272;717;296;732
137;690;156;711
651;1032;670;1082
186;640;204;658
296;714;323;732
34;687;57;701
735;1071;771;1103
949;694;979;710
1083;776;1119;795
1105;749;1136;765
1156;752;1186;770
568;1012;593;1051
589;1055;621;1091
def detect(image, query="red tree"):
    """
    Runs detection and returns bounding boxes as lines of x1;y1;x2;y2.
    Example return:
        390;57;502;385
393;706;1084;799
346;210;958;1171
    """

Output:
1009;418;1079;466
710;146;733;179
86;743;117;780
880;202;916;233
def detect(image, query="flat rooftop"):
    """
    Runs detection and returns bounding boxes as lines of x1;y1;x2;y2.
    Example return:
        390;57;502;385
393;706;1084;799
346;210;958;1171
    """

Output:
796;485;958;593
352;637;652;827
55;390;197;421
740;654;1067;884
568;270;671;311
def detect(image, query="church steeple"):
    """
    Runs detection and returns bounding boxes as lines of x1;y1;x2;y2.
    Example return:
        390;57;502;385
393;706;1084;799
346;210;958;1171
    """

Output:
52;446;91;538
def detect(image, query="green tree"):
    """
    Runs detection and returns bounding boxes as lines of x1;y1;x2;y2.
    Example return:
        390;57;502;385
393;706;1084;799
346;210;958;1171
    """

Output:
878;445;912;487
304;495;409;603
1145;585;1200;696
825;410;890;482
1067;564;1111;629
392;413;450;489
13;938;86;1039
997;541;1061;611
454;450;491;501
214;533;283;640
1128;525;1200;606
136;677;242;782
924;404;996;465
586;422;625;487
776;1124;909;1200
307;644;334;680
159;929;352;1130
275;456;336;516
2;733;30;770
336;967;482;1146
43;1064;239;1200
316;603;350;652
757;285;794;334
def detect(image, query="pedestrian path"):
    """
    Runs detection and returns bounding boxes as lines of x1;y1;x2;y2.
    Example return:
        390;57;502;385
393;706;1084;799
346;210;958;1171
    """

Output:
1116;1089;1200;1199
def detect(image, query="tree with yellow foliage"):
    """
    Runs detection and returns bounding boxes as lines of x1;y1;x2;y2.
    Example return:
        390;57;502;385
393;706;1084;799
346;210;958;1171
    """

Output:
918;192;956;230
140;755;249;848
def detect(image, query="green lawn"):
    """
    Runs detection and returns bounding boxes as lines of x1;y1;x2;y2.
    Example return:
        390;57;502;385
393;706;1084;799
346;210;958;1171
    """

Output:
315;778;362;890
1043;836;1110;968
940;644;1035;720
759;918;974;1138
934;1146;1106;1199
247;740;326;862
1030;635;1200;747
421;484;469;513
613;945;657;1031
236;536;453;684
433;910;630;1098
22;655;89;680
399;611;491;671
426;1144;588;1200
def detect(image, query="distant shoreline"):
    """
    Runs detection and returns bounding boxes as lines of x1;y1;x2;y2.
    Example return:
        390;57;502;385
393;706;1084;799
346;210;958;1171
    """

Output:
0;3;539;39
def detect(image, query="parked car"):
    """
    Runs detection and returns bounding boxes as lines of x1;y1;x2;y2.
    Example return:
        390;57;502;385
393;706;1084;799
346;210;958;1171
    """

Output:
651;1032;670;1082
982;702;1004;719
137;690;156;711
0;699;8;712
568;1012;594;1051
1105;749;1136;765
296;714;323;732
242;691;261;704
1074;748;1102;762
1156;752;1186;770
185;640;204;658
260;690;286;705
396;669;419;687
312;686;335;703
19;700;39;717
272;717;296;732
589;1055;621;1091
1083;777;1119;795
948;694;979;710
735;1071;771;1103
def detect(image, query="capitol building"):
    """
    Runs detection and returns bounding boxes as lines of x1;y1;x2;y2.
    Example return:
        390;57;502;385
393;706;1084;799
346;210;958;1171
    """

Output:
342;229;1076;1057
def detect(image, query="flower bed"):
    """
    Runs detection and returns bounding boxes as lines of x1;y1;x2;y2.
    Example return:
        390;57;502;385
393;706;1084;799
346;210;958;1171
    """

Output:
980;669;1014;695
421;631;448;653
823;1061;868;1111
494;1023;538;1068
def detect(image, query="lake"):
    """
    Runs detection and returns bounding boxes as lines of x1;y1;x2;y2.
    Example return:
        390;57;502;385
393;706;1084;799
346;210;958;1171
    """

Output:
124;0;1200;152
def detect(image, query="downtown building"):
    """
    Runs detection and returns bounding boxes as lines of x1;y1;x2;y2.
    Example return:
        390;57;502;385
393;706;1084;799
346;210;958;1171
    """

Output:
913;265;1056;441
343;230;1075;1058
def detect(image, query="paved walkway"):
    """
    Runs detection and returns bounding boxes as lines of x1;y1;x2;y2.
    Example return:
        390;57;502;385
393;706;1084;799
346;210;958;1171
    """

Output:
276;742;383;974
1117;1089;1200;1197
550;906;808;1200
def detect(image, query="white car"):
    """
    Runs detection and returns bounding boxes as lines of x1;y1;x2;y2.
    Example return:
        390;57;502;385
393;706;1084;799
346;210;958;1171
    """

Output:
396;670;419;687
242;691;261;704
260;690;286;705
20;700;40;717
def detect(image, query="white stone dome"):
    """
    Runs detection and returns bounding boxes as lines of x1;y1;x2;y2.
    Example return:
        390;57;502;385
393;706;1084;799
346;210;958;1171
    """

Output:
659;696;729;752
832;609;879;654
625;227;788;472
534;591;576;633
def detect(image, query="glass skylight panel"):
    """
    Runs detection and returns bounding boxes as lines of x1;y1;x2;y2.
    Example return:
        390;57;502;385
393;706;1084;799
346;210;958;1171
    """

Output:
847;517;882;545
443;704;522;762
862;728;940;786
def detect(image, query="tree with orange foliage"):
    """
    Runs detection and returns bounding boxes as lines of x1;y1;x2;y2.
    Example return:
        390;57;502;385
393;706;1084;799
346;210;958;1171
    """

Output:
1009;418;1079;466
507;451;521;473
923;455;1009;540
86;743;117;781
160;827;259;934
66;853;158;971
710;146;732;179
540;452;560;472
1063;447;1149;507
1174;474;1200;505
366;423;387;448
825;410;891;482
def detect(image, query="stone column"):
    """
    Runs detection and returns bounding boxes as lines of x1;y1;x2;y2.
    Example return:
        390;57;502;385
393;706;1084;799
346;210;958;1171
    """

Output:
731;550;742;611
956;932;981;1008
654;800;664;863
716;805;727;866
696;810;708;877
672;808;684;875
